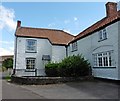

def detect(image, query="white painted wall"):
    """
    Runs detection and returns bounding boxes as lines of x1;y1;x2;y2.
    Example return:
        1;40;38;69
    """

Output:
118;21;120;80
14;37;67;76
117;1;120;11
15;37;52;76
68;22;119;80
52;45;66;62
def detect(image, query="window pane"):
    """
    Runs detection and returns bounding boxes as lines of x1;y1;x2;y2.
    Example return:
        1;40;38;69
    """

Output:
99;31;102;40
98;57;102;66
26;39;36;52
26;58;35;69
93;51;114;67
98;53;102;56
103;52;107;55
109;51;114;66
103;57;108;66
93;54;97;66
103;29;107;39
72;42;77;51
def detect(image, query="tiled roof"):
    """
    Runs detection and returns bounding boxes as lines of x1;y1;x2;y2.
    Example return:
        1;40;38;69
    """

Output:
16;27;74;45
70;10;120;43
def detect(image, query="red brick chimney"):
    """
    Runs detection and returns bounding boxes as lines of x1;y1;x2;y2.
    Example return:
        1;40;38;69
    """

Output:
17;20;21;28
106;2;117;17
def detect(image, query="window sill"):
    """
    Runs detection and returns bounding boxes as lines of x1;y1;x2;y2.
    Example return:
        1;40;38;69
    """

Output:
25;69;36;72
25;51;37;53
93;67;116;69
71;49;78;52
98;38;107;42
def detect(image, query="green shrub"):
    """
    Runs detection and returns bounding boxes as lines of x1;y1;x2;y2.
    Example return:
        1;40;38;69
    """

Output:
45;55;91;77
45;62;59;77
59;55;91;77
2;58;13;69
2;66;7;72
5;75;11;81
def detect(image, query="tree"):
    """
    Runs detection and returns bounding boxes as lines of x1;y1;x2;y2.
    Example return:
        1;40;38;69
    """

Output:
2;58;13;69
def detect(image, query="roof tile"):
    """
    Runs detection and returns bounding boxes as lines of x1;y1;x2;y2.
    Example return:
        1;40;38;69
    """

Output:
16;27;74;45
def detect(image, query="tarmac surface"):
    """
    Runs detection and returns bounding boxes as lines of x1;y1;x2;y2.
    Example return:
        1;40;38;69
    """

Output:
2;79;119;100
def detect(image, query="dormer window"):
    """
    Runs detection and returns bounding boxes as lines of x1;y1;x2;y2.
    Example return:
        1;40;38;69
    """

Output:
98;28;107;41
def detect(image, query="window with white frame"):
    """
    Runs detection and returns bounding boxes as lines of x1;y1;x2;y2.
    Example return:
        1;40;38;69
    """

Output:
93;50;114;67
26;39;37;52
26;58;36;69
72;41;77;52
98;28;107;41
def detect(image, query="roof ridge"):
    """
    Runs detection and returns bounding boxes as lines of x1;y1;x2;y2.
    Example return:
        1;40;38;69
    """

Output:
70;10;120;43
20;26;75;37
62;30;75;37
20;26;64;32
75;17;107;37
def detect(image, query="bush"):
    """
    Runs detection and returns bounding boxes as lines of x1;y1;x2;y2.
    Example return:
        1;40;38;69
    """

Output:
45;62;59;77
2;58;13;69
2;66;7;72
45;55;91;77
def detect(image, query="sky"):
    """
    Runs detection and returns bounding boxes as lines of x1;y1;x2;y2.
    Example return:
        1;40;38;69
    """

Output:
0;1;119;56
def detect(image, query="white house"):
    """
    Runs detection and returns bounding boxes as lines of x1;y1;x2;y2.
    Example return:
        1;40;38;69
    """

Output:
13;2;120;80
13;22;74;76
68;2;120;80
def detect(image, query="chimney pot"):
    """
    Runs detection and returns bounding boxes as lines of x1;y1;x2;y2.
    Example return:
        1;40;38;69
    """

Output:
17;20;21;28
106;2;117;17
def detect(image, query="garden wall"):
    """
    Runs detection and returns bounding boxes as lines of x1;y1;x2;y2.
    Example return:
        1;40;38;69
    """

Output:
11;76;93;85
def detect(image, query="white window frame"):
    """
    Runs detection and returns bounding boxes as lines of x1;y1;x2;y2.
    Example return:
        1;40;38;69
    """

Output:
93;50;114;67
26;39;37;52
26;58;36;69
71;41;78;52
98;28;107;41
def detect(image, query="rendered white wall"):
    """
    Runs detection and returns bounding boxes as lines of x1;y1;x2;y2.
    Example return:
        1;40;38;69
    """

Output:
68;22;119;80
52;45;66;62
15;37;52;76
117;1;120;11
118;21;120;80
15;37;67;76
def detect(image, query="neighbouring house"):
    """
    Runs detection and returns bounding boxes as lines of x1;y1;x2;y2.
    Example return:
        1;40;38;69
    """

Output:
13;2;120;80
0;55;14;67
68;2;120;80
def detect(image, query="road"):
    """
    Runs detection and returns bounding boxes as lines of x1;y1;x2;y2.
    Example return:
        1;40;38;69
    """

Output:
2;80;45;99
1;71;45;100
2;79;119;100
1;71;119;100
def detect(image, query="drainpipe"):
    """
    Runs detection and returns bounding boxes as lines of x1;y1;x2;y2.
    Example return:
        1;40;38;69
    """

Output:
12;36;17;75
65;45;68;57
12;20;21;75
